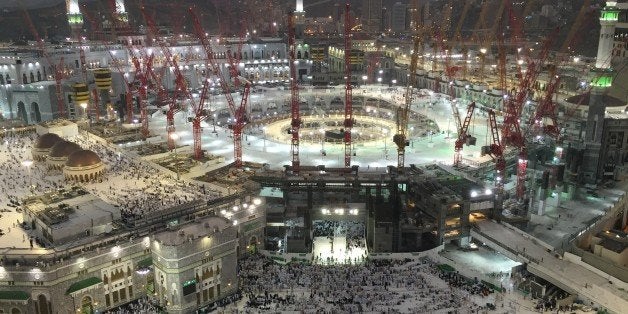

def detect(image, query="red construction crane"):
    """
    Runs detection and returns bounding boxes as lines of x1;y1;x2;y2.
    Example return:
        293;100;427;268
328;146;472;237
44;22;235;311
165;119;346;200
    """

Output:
529;0;595;143
288;11;301;172
366;43;382;84
23;11;66;118
501;27;558;199
484;109;506;193
190;8;250;168
343;3;353;168
453;102;476;166
142;7;193;151
394;1;421;170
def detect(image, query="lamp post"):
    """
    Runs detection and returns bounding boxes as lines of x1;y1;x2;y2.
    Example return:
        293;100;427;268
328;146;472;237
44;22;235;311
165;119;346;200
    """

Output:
479;48;487;83
22;160;33;191
212;113;217;133
319;128;325;155
169;133;180;180
262;126;267;152
80;102;87;120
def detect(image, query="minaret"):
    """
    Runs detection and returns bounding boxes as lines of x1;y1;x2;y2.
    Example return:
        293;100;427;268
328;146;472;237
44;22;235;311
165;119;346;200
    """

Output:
580;1;618;183
295;0;305;36
115;0;129;27
66;0;84;40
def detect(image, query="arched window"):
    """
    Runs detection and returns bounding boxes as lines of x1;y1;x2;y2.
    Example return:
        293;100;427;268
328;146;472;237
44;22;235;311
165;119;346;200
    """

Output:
11;308;20;314
297;51;302;59
38;294;50;314
37;71;42;81
30;72;35;83
304;51;309;59
0;74;4;85
22;73;28;84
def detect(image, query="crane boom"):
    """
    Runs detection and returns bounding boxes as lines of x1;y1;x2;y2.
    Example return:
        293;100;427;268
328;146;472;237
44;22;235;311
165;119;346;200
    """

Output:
288;12;301;172
394;5;421;170
190;8;248;168
23;10;66;118
343;3;353;168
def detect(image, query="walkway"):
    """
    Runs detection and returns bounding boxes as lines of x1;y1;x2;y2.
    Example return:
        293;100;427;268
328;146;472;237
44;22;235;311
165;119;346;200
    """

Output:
472;219;628;314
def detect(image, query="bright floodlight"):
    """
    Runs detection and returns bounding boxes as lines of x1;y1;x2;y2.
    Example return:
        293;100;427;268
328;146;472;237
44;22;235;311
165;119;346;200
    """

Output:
485;189;492;195
253;198;262;205
470;191;478;198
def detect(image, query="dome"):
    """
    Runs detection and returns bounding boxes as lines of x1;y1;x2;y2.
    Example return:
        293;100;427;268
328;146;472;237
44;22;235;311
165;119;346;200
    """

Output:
49;141;82;158
34;133;63;149
66;150;102;168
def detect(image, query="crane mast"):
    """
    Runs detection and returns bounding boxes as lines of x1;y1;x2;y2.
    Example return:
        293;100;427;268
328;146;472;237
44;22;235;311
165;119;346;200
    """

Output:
288;12;301;172
190;8;249;168
343;3;353;168
394;3;421;170
23;11;66;118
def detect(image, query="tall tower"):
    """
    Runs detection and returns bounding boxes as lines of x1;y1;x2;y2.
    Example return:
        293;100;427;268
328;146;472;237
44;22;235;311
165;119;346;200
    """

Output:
595;2;619;69
295;0;305;36
114;0;129;28
581;1;618;183
66;0;84;40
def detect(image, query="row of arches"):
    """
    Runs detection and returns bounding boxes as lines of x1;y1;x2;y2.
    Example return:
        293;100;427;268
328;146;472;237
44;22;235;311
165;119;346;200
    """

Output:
64;169;105;183
15;101;42;124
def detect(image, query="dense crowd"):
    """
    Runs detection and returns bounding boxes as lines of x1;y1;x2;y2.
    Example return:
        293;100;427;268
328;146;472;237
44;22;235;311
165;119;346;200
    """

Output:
313;220;365;251
102;296;162;314
238;254;498;313
0;131;222;232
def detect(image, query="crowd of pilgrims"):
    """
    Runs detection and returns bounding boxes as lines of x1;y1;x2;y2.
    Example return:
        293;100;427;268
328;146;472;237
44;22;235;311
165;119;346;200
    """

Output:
313;220;366;251
237;254;499;313
102;296;162;314
0;131;222;225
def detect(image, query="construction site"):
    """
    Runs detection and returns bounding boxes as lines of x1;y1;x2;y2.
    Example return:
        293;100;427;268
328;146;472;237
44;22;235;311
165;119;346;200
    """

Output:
0;0;626;313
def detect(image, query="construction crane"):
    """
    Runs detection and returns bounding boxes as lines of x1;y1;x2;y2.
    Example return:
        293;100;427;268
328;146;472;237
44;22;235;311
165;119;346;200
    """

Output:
190;8;250;168
142;7;192;151
483;109;506;193
394;1;421;170
288;11;301;172
530;0;595;142
343;3;353;168
453;0;474;43
23;10;66;118
501;27;559;200
453;102;476;166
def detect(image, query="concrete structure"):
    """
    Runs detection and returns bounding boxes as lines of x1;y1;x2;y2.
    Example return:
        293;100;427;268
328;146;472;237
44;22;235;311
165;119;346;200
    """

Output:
152;216;237;314
255;164;497;254
361;0;383;33
391;2;407;33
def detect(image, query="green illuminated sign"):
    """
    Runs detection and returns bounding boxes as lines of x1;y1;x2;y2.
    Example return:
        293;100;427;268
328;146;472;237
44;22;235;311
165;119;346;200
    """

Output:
591;75;613;88
600;10;619;21
68;14;83;25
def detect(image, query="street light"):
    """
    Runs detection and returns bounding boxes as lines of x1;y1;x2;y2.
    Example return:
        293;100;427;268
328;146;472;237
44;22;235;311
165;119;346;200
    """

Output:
479;48;487;83
80;102;87;120
262;126;267;151
169;133;180;180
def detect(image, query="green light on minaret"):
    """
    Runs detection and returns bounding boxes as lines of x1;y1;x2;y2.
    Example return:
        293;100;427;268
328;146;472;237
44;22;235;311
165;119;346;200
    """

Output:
591;72;613;88
600;9;619;21
68;13;83;25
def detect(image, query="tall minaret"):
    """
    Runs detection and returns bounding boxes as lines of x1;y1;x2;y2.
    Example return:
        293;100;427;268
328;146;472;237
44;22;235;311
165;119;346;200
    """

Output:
295;0;305;36
115;0;129;25
595;1;619;68
66;0;84;40
581;1;618;183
